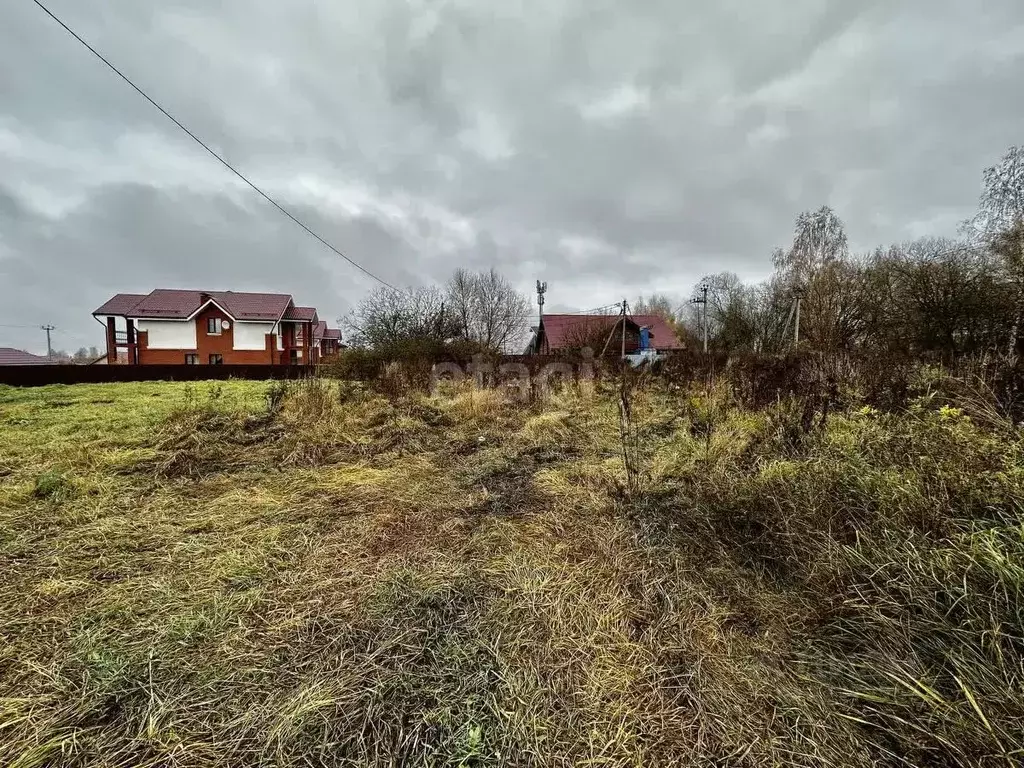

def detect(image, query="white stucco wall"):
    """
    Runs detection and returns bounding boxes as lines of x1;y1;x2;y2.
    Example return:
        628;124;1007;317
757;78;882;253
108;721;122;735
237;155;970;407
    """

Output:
233;321;274;351
134;319;197;349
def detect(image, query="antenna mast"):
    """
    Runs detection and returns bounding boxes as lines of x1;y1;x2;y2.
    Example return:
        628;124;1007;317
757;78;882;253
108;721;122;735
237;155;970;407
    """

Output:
535;280;548;354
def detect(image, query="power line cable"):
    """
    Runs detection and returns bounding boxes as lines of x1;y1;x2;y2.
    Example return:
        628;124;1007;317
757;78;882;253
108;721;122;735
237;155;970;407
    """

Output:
30;0;401;292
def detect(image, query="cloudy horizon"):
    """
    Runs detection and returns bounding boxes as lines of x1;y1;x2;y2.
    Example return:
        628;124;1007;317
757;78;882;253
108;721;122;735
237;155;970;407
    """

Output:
2;0;1023;354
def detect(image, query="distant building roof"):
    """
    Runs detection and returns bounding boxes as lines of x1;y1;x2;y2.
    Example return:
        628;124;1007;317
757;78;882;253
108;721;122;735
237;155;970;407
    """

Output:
313;323;343;342
0;347;51;365
283;305;318;322
537;313;685;352
93;290;295;322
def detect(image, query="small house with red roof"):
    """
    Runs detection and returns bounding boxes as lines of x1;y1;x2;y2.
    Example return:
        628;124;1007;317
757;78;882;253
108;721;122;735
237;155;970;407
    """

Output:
313;321;344;358
0;348;52;366
528;313;685;356
93;289;341;365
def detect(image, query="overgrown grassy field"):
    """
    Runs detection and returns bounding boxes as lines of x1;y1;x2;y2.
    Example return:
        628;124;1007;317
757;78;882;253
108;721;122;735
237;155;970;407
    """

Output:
1;374;1022;767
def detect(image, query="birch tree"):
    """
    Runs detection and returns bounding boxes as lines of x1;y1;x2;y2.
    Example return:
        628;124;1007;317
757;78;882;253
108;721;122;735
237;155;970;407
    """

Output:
964;146;1024;354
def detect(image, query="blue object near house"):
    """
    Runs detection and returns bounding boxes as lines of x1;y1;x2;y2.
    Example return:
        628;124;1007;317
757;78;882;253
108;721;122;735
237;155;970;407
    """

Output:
639;326;651;350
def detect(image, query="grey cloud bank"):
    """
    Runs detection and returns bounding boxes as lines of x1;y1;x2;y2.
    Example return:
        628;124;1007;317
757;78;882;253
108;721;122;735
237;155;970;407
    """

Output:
2;0;1023;353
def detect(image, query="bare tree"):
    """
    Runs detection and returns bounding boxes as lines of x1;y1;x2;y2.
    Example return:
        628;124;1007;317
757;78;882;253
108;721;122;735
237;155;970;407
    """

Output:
689;273;745;347
447;269;477;342
562;316;628;355
445;268;530;352
810;257;873;350
345;285;459;350
344;269;528;354
632;294;677;322
842;238;1011;357
679;272;776;352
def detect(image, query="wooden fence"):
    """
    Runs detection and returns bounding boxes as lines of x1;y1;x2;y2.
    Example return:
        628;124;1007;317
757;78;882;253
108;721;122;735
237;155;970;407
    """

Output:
0;364;314;387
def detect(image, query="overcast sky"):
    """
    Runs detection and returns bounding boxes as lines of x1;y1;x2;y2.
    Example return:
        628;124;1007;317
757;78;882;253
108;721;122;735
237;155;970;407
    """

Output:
2;0;1023;354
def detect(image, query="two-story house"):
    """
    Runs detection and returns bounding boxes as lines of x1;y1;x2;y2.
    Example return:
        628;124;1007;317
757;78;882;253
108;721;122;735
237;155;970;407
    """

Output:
313;321;344;358
93;289;340;365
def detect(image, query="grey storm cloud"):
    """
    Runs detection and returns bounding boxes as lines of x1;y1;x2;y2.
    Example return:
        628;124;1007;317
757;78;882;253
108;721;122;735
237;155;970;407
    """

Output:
2;0;1023;352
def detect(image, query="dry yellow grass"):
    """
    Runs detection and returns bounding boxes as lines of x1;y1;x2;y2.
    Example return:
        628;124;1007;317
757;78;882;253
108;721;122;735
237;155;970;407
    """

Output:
0;376;1022;766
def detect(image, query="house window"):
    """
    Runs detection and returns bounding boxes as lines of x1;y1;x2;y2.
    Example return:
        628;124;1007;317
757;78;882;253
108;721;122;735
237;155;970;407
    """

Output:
288;349;298;365
209;354;224;365
207;317;221;335
184;354;198;365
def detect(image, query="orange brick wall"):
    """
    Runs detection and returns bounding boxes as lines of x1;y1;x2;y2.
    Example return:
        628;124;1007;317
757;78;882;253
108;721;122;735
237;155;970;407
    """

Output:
139;343;193;365
196;305;234;362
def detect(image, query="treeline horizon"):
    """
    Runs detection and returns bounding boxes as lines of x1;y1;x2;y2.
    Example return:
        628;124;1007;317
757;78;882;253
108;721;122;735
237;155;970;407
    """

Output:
637;144;1024;359
343;144;1024;360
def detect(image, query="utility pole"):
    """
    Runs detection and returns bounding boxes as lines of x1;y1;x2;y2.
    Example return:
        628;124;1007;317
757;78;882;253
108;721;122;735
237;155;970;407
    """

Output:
702;283;709;354
793;291;803;348
621;299;628;359
41;324;55;361
600;299;627;358
690;283;709;353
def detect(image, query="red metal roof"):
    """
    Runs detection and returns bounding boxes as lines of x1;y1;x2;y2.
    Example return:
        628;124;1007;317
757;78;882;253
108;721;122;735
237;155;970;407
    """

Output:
93;293;148;316
93;290;295;322
0;347;52;365
540;313;685;351
628;315;685;350
322;328;342;340
313;320;328;340
209;291;293;321
283;306;318;322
